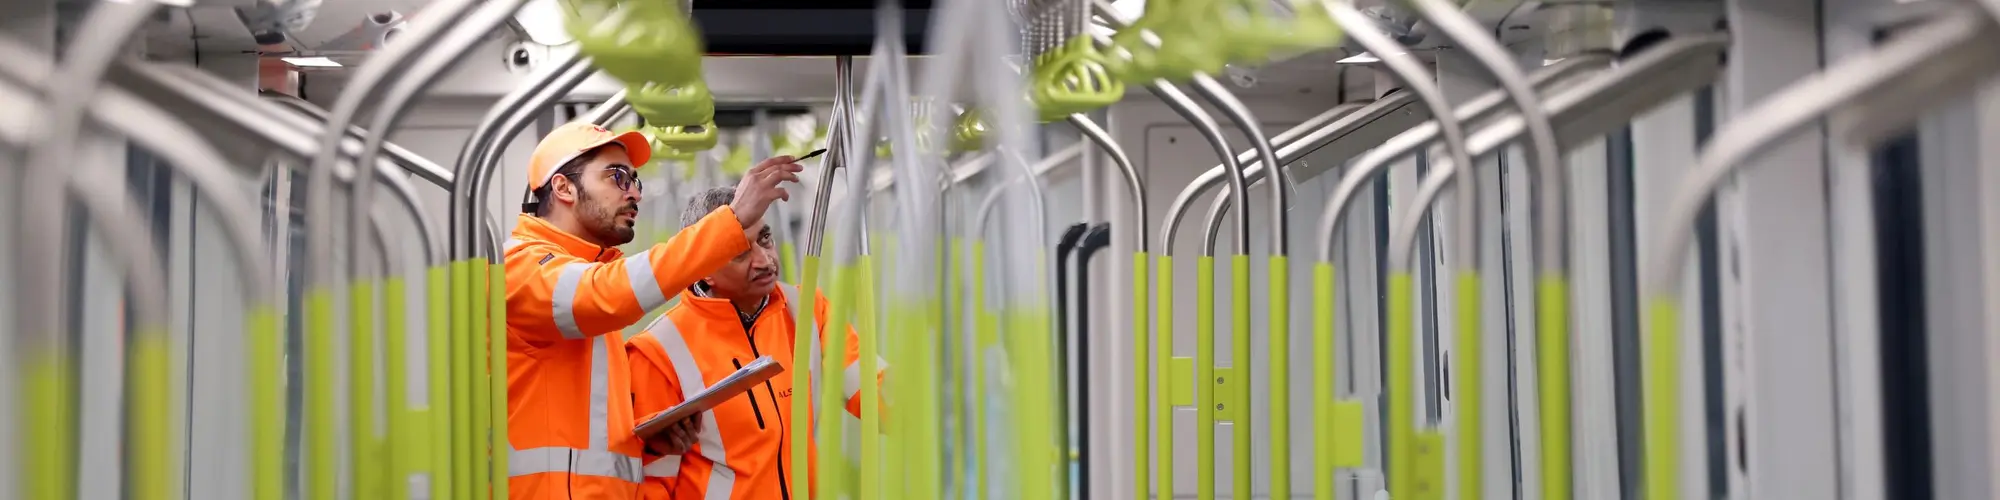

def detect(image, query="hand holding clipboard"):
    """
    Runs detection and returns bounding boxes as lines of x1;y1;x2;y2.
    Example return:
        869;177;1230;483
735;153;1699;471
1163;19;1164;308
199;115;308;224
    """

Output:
634;356;787;454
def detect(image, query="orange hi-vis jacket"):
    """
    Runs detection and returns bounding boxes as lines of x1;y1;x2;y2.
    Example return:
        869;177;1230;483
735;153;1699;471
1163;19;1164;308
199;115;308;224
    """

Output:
504;209;752;500
626;283;875;500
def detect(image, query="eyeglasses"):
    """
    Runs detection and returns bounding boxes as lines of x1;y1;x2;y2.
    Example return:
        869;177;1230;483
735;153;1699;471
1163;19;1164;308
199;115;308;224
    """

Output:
565;165;645;194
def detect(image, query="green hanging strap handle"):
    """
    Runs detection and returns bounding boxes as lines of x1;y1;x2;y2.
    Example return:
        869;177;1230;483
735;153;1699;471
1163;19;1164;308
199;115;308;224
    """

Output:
1148;0;1231;81
1104;0;1178;82
381;278;413;500
1032;36;1126;122
652;122;721;152
627;79;716;127
351;281;382;499
1274;0;1345;51
949;109;988;154
565;0;705;85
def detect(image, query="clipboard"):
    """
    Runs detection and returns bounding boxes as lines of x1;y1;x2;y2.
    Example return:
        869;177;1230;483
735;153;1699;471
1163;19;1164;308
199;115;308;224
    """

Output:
634;355;786;439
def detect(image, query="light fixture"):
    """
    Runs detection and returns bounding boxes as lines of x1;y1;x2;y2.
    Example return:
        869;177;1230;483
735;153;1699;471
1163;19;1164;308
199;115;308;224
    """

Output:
281;56;343;68
512;0;575;45
1335;52;1382;64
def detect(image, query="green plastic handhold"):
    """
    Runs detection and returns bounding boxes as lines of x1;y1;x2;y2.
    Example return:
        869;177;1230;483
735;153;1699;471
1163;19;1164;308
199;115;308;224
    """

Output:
567;1;705;85
1032;36;1125;122
949;110;987;153
653;122;719;151
627;79;715;126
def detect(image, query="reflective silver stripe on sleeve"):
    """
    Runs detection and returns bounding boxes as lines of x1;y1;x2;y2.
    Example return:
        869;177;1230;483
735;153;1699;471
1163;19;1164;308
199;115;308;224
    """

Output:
588;335;611;452
644;455;681;478
552;262;590;339
626;252;668;311
843;356;889;401
649;317;738;497
508;447;642;483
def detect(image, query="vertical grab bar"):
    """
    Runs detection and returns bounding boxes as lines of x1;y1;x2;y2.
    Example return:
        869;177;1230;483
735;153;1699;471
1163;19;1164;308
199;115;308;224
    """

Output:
1087;7;1252;498
1641;14;2000;500
1400;3;1575;497
1321;3;1485;499
12;2;165;498
1063;114;1150;500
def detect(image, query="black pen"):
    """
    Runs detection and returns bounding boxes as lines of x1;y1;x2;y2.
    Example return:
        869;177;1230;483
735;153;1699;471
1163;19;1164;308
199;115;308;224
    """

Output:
795;148;829;162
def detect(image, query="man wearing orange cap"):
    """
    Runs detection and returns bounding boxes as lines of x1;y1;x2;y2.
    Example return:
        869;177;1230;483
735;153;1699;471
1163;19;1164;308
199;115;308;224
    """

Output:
504;121;805;499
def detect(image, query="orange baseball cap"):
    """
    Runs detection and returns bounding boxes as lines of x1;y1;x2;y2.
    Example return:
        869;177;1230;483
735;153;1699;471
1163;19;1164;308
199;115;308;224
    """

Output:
524;121;654;194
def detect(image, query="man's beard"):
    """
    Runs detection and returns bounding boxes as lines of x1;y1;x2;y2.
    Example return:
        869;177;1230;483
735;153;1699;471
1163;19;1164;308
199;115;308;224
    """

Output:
579;189;637;246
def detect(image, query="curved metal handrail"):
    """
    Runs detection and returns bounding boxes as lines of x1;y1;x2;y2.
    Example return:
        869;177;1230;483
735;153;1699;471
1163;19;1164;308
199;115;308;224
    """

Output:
8;3;168;496
1066;114;1147;252
448;53;593;259
1639;15;1999;500
351;0;532;271
304;0;482;287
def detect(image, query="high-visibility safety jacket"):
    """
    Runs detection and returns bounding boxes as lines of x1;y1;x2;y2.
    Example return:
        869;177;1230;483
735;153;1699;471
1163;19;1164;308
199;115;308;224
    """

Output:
626;283;873;500
505;209;752;500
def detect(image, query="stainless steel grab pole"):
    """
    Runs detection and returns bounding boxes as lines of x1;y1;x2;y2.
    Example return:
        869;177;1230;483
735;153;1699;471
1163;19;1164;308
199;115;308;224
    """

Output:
304;0;482;288
1639;17;1999;499
463;62;600;260
262;92;458;189
350;0;531;273
807;56;856;257
448;53;593;258
1066;115;1146;252
10;2;163;497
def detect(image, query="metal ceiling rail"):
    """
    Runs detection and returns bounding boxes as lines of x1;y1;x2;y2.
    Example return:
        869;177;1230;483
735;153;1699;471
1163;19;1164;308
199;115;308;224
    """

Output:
1640;14;1998;500
260;91;458;189
104;63;443;265
105;61;454;187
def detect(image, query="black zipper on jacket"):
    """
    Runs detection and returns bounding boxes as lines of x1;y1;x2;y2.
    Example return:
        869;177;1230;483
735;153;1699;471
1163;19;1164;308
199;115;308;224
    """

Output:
739;311;794;500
